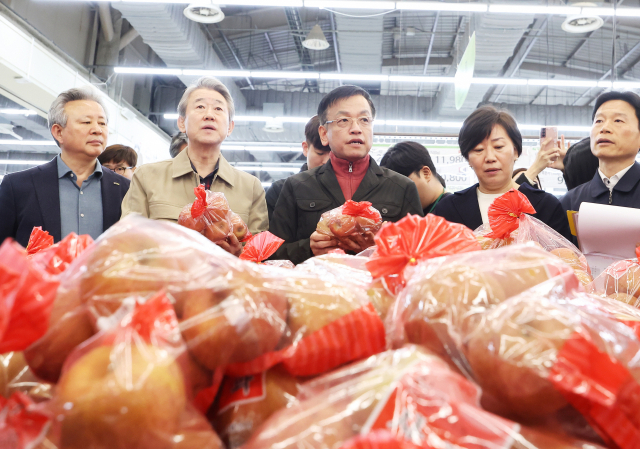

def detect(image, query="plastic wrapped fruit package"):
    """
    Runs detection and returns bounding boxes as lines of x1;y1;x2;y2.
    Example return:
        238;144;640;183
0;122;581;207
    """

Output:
23;214;246;383
386;243;576;369
0;352;52;402
208;366;300;448
242;346;603;449
43;291;224;449
463;279;640;448
229;211;251;242
316;200;382;245
0;240;60;355
0;391;52;449
588;247;640;308
474;189;593;286
223;268;385;378
178;184;237;243
367;214;481;295
25;227;54;256
239;231;293;267
296;254;395;321
29;232;94;276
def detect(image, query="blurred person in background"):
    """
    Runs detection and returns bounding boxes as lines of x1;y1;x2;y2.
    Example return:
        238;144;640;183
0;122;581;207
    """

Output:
433;106;571;240
0;86;130;246
265;115;331;222
380;141;451;215
511;135;564;190
561;91;640;212
121;77;268;256
170;132;188;158
98;144;137;180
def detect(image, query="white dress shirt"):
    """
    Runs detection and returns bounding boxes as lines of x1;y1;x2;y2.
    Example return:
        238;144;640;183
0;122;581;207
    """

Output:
598;163;635;191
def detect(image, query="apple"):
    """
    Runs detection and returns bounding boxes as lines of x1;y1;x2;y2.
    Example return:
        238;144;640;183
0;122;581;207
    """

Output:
56;344;186;449
608;292;638;307
328;215;356;237
178;207;206;233
604;262;640;298
211;366;300;448
230;213;248;241
204;220;230;243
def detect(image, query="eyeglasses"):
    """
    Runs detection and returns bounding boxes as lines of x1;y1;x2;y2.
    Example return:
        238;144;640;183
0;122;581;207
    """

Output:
325;117;374;129
105;166;133;175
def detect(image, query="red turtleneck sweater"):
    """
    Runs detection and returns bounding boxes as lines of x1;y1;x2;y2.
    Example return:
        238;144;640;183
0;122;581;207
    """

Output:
330;152;370;201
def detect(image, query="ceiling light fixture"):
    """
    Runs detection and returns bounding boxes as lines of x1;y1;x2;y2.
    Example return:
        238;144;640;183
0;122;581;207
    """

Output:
0;159;50;165
183;0;225;23
0;109;37;115
302;24;330;51
0;140;58;146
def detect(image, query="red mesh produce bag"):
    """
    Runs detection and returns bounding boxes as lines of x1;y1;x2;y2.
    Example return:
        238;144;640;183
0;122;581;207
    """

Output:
387;243;577;370
589;247;640;307
242;346;602;449
0;392;51;449
317;200;382;244
475;189;593;286
44;291;224;449
0;240;59;354
178;184;238;243
240;231;285;263
25;227;53;256
366;214;480;294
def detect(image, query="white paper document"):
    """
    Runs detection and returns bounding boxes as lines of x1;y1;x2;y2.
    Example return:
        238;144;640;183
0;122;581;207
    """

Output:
577;202;640;277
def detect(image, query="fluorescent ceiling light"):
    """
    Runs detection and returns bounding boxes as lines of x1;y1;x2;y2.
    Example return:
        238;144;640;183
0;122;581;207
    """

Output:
183;69;250;77
616;8;640;17
224;0;303;5
528;79;598;88
557;125;592;132
233;165;300;172
0;140;57;146
388;75;454;83
250;71;319;79
320;73;389;81
305;0;395;9
517;124;543;131
115;67;182;76
275;116;309;123
473;78;527;85
385;120;440;127
489;5;579;14
261;182;272;188
397;1;487;12
439;121;463;128
0;160;49;165
164;113;179;119
0;109;36;115
613;81;640;89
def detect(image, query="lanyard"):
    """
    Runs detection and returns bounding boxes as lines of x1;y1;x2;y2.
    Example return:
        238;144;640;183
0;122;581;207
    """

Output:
427;191;445;214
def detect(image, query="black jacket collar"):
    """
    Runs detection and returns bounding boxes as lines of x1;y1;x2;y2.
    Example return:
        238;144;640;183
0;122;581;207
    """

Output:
588;162;640;198
34;158;62;242
451;183;483;229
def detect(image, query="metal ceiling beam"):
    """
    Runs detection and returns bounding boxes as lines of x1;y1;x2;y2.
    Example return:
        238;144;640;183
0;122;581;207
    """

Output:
417;11;440;96
263;32;282;70
215;24;254;90
488;17;548;103
329;12;341;75
573;40;640;106
284;7;318;93
382;56;452;67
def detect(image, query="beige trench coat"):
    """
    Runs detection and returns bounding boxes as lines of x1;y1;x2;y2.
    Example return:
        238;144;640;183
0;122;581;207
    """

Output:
121;149;268;234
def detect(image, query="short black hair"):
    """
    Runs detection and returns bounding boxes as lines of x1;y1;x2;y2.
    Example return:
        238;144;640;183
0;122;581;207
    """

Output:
592;91;640;129
380;141;438;177
317;85;376;125
98;144;137;167
304;115;331;152
170;132;188;158
458;106;522;160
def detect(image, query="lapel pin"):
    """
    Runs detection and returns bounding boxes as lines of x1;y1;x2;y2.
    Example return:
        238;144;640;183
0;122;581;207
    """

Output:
114;182;120;185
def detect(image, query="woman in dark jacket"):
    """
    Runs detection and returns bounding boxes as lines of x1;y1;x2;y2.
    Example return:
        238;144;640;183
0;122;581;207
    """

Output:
433;106;572;241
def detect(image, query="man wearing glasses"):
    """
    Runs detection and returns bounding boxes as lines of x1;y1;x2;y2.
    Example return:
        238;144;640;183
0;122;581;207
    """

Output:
269;85;423;264
98;144;137;180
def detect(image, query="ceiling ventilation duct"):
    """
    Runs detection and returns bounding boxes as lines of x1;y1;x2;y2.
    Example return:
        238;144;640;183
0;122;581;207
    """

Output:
183;1;225;24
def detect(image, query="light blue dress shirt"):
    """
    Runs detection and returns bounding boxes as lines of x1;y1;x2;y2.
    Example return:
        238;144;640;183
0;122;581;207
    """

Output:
57;155;104;240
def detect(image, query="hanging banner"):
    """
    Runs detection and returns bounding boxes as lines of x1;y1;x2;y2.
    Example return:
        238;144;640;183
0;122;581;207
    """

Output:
454;32;476;110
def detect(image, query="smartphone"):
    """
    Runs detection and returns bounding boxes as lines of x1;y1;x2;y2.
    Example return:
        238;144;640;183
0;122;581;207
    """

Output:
540;126;558;145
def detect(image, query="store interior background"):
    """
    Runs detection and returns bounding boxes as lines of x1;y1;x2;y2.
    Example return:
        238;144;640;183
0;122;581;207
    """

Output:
1;0;640;196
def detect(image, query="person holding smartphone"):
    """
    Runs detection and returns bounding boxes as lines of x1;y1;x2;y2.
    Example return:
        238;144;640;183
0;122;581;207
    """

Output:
433;106;572;240
513;129;564;189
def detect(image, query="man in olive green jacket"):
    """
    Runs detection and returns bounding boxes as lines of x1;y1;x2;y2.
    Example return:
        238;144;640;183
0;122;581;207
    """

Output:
121;77;268;255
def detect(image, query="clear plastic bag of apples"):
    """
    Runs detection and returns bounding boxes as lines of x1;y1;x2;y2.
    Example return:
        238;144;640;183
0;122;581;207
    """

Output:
316;200;383;247
474;188;593;286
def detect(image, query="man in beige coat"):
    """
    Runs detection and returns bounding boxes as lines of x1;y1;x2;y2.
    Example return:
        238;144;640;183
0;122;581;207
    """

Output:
121;77;268;255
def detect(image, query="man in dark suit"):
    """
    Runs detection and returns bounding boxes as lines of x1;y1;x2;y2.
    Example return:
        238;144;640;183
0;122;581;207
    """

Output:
561;91;640;213
0;86;130;248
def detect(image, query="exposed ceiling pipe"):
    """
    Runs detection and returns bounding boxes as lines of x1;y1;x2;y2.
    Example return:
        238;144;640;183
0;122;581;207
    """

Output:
119;28;139;51
98;3;115;43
